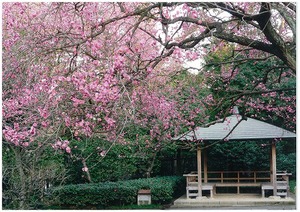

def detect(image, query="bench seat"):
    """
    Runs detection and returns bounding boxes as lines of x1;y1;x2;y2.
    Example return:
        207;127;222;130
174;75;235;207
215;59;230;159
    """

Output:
187;182;264;198
215;183;261;187
261;182;289;197
186;183;215;198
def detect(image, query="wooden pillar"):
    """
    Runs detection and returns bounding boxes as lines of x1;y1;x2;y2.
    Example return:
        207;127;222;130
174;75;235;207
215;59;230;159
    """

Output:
270;141;273;183
173;151;177;175
175;149;181;175
204;147;208;183
197;146;202;197
271;141;277;196
270;147;273;183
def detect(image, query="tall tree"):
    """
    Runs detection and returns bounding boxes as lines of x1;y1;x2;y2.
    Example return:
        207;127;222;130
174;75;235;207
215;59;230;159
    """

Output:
145;2;296;72
3;2;295;148
3;3;296;196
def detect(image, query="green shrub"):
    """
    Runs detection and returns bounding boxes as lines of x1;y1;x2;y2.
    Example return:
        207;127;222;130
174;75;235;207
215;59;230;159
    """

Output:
65;138;140;184
289;180;296;194
47;176;185;208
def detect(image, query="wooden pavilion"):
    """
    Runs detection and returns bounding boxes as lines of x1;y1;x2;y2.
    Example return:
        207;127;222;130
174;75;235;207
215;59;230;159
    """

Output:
174;107;296;199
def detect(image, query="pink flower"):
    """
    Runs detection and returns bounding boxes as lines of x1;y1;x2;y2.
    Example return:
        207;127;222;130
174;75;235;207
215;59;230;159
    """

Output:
71;97;85;107
105;117;116;128
41;121;48;127
61;143;68;149
65;147;71;154
82;166;88;172
23;142;29;147
14;123;20;130
29;126;36;135
56;141;62;146
38;108;50;119
100;150;107;157
64;117;71;126
261;144;267;147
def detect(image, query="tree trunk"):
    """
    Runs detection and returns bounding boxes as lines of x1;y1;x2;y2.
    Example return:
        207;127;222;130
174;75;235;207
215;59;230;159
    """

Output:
12;147;26;209
82;159;92;183
173;151;177;175
176;148;182;175
257;3;296;73
145;152;157;178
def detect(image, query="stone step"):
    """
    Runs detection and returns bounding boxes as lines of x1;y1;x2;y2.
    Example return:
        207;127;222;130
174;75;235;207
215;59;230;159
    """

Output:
188;193;198;197
173;194;296;207
277;192;287;196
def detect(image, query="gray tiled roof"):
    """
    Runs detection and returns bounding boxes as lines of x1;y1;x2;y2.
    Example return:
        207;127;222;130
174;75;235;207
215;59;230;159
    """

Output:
174;115;296;141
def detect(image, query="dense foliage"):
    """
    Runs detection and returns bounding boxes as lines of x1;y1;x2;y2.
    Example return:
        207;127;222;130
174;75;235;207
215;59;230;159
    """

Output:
2;143;66;209
64;136;174;183
206;140;296;178
204;44;295;130
64;137;138;183
47;176;185;208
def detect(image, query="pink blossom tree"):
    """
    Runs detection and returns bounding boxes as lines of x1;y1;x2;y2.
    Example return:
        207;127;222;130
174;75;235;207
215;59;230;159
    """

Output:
3;1;295;152
2;2;296;208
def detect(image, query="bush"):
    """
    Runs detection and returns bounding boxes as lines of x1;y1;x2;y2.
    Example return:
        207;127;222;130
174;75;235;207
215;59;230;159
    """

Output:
64;138;139;184
289;180;296;194
47;176;185;208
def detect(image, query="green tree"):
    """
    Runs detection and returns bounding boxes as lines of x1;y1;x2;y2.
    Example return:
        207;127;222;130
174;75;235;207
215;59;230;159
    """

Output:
2;142;66;209
204;42;295;131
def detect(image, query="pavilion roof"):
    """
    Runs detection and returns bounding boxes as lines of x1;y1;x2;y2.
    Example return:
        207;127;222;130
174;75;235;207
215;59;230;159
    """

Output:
174;114;296;141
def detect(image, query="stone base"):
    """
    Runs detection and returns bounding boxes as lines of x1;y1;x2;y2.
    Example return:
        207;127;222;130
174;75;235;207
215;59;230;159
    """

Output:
173;193;295;207
196;196;208;200
268;196;281;200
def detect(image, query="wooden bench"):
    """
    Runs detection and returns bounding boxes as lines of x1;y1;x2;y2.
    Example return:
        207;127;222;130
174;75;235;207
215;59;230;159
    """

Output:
186;182;214;198
261;182;289;198
183;171;291;198
261;172;291;198
261;182;273;198
186;182;262;198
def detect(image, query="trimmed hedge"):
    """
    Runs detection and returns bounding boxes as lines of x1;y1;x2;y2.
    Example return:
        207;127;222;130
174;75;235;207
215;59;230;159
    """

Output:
47;176;185;207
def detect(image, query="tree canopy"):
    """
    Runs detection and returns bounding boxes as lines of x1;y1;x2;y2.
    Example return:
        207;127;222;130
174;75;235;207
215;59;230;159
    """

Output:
3;2;295;147
2;2;296;209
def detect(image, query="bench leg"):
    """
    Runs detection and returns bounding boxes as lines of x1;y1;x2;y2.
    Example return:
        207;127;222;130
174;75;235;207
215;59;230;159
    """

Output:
186;188;190;199
210;189;213;198
262;189;265;198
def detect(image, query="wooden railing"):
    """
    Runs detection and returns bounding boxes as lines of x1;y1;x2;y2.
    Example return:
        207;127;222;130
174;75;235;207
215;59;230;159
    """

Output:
184;171;291;197
184;171;271;184
207;171;271;183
